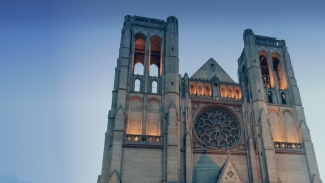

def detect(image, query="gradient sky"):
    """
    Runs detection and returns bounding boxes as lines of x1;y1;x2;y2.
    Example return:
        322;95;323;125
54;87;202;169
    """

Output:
1;1;324;183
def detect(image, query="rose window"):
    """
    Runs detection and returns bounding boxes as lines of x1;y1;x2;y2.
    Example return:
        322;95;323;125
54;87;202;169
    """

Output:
194;108;241;149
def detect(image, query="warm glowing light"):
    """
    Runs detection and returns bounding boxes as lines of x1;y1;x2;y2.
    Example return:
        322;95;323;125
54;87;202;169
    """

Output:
155;137;160;142
134;136;139;141
148;137;153;142
126;136;132;141
220;85;227;98
205;84;212;96
197;83;204;96
189;82;196;95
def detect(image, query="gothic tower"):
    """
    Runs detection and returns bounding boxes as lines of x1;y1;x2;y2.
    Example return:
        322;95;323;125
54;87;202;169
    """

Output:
97;16;322;183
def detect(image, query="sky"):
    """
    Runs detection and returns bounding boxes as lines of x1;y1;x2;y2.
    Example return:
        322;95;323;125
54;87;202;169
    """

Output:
0;1;324;182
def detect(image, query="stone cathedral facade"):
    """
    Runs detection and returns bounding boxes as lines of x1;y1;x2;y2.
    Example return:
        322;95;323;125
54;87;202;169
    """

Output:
97;15;322;183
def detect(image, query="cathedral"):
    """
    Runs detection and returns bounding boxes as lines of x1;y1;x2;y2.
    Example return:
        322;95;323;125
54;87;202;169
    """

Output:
97;15;322;183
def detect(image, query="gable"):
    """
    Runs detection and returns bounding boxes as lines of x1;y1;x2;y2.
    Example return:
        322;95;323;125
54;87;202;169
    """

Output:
217;157;243;183
191;58;235;83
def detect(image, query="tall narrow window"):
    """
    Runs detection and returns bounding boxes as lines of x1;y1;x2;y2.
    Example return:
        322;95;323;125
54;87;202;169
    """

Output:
149;36;162;76
273;57;284;89
190;82;196;95
228;86;234;99
135;79;140;92
220;85;227;98
260;55;271;88
152;81;157;93
133;35;145;75
268;91;273;103
150;64;159;77
197;83;204;96
281;92;286;105
205;84;211;96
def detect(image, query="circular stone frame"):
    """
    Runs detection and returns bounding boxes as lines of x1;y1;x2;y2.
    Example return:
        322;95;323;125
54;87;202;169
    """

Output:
193;106;242;149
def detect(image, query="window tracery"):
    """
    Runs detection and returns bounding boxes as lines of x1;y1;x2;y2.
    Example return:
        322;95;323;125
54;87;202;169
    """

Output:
193;108;242;149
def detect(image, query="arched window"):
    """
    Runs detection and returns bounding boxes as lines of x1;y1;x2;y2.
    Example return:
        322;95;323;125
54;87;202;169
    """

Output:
152;81;157;93
149;36;161;76
135;79;140;92
197;83;204;96
272;56;287;90
190;82;196;95
281;92;286;105
268;91;273;103
260;55;271;88
134;63;144;75
205;84;211;96
133;35;145;74
127;97;143;135
220;85;227;98
149;64;159;77
235;87;242;100
228;86;234;99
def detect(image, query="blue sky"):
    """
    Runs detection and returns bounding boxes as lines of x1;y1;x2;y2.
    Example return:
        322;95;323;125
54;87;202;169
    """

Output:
0;1;324;182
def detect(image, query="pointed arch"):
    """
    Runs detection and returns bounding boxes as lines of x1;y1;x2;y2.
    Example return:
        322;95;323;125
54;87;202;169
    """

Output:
146;99;160;135
127;96;143;134
132;33;146;75
190;82;196;95
205;83;212;96
283;110;297;142
234;86;242;100
268;108;283;142
149;35;162;76
272;52;288;90
220;85;227;98
227;86;234;99
197;82;204;96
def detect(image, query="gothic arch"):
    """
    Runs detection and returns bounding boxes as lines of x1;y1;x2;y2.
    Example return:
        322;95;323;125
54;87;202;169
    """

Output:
134;32;147;41
282;110;297;142
150;34;163;41
283;109;293;115
148;96;160;103
259;50;269;60
133;33;146;75
220;85;227;98
205;83;212;96
190;81;196;95
268;108;280;114
127;96;143;135
146;99;160;135
149;35;162;76
268;108;283;142
197;82;204;96
234;86;242;100
272;52;288;90
129;95;143;103
228;86;235;99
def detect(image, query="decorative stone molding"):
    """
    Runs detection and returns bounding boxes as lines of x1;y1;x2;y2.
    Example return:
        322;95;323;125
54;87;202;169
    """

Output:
124;134;163;145
274;142;304;151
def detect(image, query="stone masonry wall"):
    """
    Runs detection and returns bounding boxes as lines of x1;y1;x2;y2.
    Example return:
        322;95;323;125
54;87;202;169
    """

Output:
121;148;162;183
275;154;310;183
